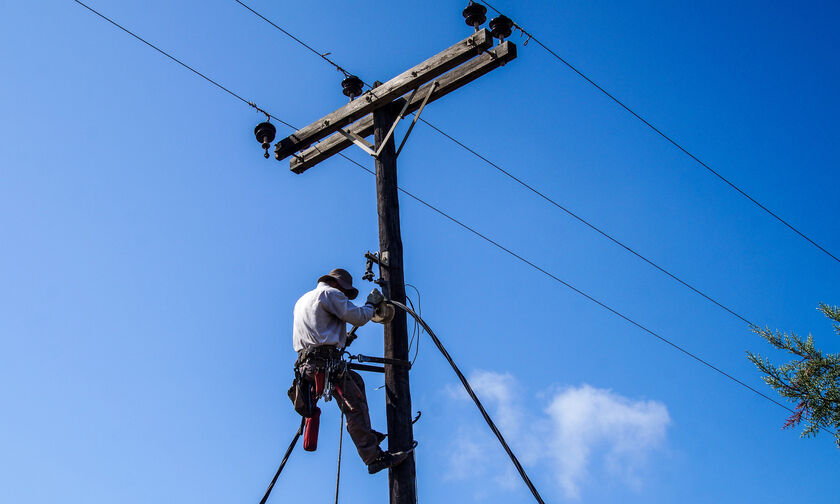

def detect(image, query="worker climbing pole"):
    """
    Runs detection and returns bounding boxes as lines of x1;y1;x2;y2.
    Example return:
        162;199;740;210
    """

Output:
256;3;520;503
289;268;412;473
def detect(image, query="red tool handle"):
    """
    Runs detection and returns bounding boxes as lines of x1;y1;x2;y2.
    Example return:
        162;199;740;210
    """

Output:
303;406;321;452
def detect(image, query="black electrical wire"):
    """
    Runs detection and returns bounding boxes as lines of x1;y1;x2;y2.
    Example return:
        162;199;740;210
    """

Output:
390;300;546;504
229;0;757;328
416;118;755;326
405;284;423;364
478;0;840;265
338;154;793;414
73;0;794;419
259;417;305;504
72;0;296;130
404;294;420;364
232;0;353;78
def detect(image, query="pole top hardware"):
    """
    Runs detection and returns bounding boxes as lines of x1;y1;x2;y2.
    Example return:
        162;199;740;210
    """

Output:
341;75;364;100
274;29;495;165
462;2;487;31
489;15;514;42
254;121;276;158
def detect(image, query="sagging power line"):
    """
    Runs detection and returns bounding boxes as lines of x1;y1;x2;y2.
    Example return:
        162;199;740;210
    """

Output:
72;0;792;419
71;0;294;130
230;0;756;330
477;0;840;265
72;6;817;501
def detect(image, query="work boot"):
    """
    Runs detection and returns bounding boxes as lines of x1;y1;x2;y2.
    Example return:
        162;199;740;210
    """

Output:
367;449;411;474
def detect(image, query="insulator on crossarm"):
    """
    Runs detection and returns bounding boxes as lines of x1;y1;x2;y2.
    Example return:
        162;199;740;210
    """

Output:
341;75;364;100
489;15;513;42
462;1;487;31
254;121;276;159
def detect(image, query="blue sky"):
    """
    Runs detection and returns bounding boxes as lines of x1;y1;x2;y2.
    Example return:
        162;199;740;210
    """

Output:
2;1;839;502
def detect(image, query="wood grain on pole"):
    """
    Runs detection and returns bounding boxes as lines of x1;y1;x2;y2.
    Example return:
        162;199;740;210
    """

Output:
374;104;416;504
275;29;493;161
290;41;517;173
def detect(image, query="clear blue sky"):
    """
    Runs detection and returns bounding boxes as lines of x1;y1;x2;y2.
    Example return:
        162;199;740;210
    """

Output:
2;1;839;502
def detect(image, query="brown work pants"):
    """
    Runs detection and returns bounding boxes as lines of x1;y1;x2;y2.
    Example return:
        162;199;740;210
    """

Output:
298;361;381;465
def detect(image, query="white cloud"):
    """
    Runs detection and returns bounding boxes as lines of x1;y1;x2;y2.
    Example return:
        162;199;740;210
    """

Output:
445;371;670;500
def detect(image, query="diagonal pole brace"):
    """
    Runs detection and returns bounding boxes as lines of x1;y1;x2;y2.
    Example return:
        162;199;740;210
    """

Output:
338;128;376;156
338;87;420;159
395;81;439;158
374;87;419;157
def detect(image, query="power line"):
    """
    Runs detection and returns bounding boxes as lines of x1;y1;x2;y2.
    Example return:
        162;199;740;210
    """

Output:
72;0;794;420
416;118;756;326
478;0;840;265
71;0;295;130
392;300;546;504
339;153;792;414
229;0;757;330
232;0;353;78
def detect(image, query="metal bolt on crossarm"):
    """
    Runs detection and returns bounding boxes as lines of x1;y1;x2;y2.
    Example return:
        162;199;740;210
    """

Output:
489;15;513;42
462;1;487;31
254;121;276;158
341;75;364;100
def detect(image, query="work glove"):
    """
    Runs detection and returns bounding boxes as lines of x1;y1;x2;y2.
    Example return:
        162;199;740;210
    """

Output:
371;302;395;324
366;288;384;307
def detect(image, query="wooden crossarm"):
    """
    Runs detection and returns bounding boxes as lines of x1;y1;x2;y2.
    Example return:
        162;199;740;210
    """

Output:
290;41;517;173
275;29;494;161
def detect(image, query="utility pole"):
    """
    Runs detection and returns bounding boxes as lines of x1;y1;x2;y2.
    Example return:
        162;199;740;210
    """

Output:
272;20;516;504
373;104;416;502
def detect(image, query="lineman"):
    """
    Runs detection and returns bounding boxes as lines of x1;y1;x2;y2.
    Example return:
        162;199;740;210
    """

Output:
292;268;411;474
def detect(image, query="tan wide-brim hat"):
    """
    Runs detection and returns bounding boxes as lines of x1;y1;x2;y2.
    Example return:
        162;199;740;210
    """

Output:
317;268;359;300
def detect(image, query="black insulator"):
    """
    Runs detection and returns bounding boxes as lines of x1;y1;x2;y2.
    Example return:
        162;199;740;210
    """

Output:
254;121;276;159
341;75;364;99
489;15;513;41
462;2;487;30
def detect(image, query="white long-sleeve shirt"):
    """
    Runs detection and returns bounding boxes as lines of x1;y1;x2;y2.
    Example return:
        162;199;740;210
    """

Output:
292;282;375;352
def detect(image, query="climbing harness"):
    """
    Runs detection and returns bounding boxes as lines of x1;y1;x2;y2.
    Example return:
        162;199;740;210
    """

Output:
294;346;351;452
291;343;412;454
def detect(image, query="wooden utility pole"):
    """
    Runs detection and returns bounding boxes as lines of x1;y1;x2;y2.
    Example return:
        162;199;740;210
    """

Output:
374;104;416;502
274;29;516;504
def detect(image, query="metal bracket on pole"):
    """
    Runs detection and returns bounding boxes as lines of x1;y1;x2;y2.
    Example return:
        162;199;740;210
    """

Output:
395;81;438;158
357;354;412;369
364;250;390;268
338;85;433;160
374;87;418;157
338;128;376;156
348;363;385;373
363;250;390;287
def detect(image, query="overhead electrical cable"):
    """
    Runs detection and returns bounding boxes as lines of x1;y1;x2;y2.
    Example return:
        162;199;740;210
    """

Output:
391;300;546;504
339;153;792;414
232;0;353;78
416;118;756;326
72;0;794;422
229;0;757;329
71;0;295;130
478;0;840;265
